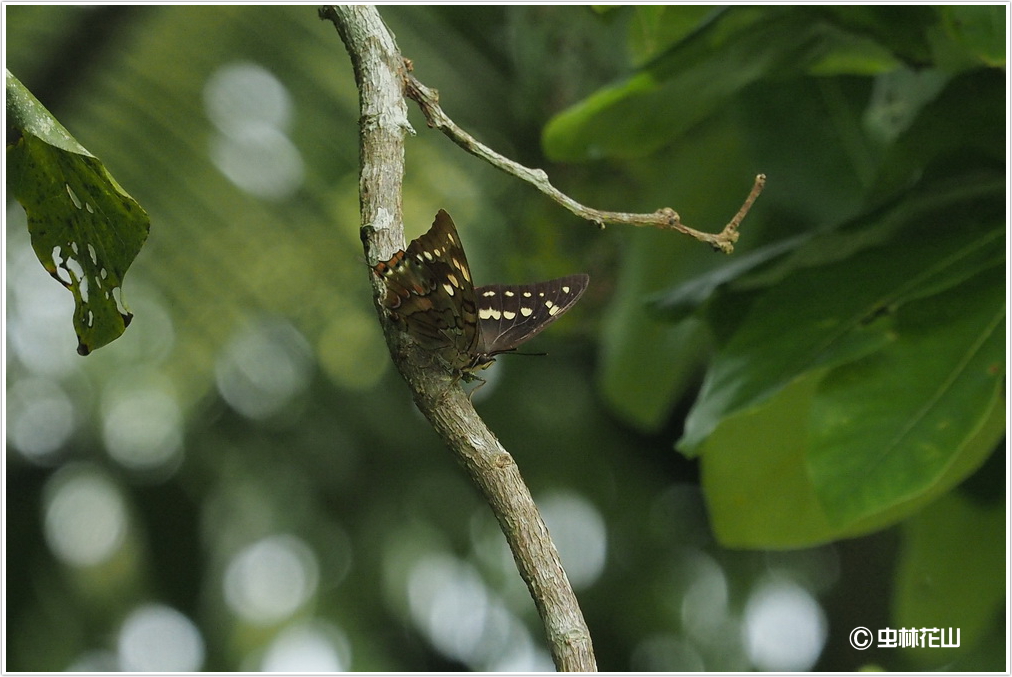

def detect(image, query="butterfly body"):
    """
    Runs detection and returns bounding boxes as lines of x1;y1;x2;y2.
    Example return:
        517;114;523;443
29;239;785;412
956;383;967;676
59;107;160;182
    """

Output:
373;210;588;377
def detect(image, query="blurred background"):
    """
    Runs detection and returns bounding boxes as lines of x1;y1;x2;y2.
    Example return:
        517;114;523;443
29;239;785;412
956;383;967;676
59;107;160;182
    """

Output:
5;5;1005;672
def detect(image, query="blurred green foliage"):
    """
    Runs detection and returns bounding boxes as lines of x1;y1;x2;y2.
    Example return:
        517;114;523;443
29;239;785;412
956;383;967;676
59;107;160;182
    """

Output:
5;5;1005;672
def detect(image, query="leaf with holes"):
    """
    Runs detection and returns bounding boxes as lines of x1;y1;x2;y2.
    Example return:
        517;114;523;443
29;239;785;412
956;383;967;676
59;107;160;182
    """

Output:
6;69;150;355
373;210;588;379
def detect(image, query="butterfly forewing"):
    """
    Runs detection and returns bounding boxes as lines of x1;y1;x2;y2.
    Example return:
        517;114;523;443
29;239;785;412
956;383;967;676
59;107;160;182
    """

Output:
373;210;480;371
473;273;589;365
373;210;588;376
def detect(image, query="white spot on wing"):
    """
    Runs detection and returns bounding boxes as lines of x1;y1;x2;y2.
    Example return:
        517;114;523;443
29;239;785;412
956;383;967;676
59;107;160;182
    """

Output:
503;310;516;320
479;308;501;320
520;307;533;317
443;283;455;296
455;258;472;282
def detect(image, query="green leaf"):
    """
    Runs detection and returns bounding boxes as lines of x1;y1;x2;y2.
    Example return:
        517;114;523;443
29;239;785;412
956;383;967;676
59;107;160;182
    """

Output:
804;30;901;76
543;8;798;161
870;69;1005;202
700;368;1003;548
808;265;1005;525
594;110;758;432
940;6;1005;67
680;180;1003;455
893;492;1005;665
6;69;150;355
814;6;938;64
543;7;921;163
597;225;715;432
627;5;720;67
598;313;707;432
650;234;811;322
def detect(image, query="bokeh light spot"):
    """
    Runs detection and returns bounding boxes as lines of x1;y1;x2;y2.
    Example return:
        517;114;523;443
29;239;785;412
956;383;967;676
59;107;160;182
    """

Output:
117;603;205;671
204;61;293;134
537;491;607;589
7;377;75;462
224;534;319;625
408;553;489;664
204;61;303;200
215;318;313;420
7;220;79;377
742;576;827;671
43;466;127;567
210;125;304;201
679;549;729;642
102;378;183;474
260;620;351;672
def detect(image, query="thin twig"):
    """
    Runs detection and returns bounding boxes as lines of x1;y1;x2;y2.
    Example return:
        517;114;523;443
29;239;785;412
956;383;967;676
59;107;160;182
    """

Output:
404;71;765;254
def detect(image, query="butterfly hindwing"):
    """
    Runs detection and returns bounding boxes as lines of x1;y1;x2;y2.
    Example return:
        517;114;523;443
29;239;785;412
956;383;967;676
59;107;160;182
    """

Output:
474;274;589;363
373;210;588;376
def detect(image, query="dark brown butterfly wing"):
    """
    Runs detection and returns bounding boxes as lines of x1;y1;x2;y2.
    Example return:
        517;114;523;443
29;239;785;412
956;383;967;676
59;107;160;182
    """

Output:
372;210;479;371
472;273;589;369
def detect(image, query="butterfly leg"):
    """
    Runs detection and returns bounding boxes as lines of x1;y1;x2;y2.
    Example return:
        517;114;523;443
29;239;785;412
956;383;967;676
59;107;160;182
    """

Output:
465;375;488;403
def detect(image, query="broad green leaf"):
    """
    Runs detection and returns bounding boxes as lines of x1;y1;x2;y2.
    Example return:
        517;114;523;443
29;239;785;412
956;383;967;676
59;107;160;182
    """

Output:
627;5;720;67
700;368;1003;548
870;69;1005;202
805;30;901;76
680;180;1003;454
597;217;715;431
543;8;802;161
598;312;707;432
6;69;149;355
940;5;1005;67
862;66;950;145
893;492;1005;665
815;5;937;65
649;234;810;322
544;7;923;163
594;110;756;432
808;265;1005;525
735;75;880;224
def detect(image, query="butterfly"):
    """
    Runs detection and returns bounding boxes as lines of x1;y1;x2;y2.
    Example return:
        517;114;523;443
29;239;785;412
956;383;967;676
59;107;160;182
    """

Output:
373;209;589;379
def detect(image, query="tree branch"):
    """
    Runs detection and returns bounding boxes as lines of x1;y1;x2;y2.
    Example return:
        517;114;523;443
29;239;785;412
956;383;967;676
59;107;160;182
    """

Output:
404;71;765;253
319;6;597;671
